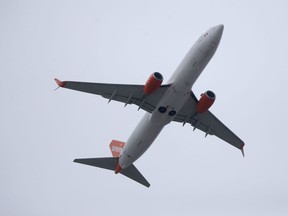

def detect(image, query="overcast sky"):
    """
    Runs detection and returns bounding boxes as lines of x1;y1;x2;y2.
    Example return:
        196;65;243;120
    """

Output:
1;0;288;215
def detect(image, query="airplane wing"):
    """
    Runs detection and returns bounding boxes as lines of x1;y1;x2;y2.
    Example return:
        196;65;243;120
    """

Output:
174;91;245;155
55;79;170;113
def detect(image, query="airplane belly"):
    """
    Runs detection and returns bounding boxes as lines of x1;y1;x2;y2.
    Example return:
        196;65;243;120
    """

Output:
119;86;191;169
168;29;222;89
119;112;166;169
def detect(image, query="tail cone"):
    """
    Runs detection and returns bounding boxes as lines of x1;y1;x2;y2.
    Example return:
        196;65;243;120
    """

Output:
115;163;122;174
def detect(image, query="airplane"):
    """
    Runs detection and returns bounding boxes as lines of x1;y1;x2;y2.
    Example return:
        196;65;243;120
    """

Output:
55;24;244;188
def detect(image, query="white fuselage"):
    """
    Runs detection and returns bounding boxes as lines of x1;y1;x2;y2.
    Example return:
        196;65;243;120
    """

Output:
119;25;224;169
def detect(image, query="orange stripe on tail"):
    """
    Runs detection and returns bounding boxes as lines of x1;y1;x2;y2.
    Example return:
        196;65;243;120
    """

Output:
109;140;125;157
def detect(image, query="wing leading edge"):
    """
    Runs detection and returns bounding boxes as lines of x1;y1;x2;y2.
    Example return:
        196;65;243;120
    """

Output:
54;78;170;113
174;91;245;156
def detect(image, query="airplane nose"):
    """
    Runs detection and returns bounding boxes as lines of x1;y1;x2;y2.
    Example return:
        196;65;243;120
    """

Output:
208;24;224;44
214;24;224;37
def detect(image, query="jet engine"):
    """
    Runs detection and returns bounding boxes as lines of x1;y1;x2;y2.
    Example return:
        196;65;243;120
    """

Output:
144;72;163;95
196;90;216;113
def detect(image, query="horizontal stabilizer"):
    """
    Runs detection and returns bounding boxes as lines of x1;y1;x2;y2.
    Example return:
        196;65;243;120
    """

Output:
121;164;150;187
74;157;150;187
74;157;118;171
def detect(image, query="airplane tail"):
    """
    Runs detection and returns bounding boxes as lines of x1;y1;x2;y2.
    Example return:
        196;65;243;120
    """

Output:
74;140;150;187
109;139;125;157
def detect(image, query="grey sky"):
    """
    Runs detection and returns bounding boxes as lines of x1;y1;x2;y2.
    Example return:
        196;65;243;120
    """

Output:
1;0;288;215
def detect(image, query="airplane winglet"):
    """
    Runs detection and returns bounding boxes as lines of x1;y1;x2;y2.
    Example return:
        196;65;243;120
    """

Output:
240;144;245;158
54;78;66;88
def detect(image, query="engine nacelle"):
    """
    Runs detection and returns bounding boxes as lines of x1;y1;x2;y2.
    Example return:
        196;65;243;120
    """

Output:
196;90;216;113
144;72;163;95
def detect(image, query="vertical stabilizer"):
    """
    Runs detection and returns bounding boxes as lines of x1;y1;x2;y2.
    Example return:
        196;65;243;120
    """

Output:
109;140;125;157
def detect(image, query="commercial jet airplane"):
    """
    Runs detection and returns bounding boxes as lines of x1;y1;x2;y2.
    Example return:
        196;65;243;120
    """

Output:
55;24;244;187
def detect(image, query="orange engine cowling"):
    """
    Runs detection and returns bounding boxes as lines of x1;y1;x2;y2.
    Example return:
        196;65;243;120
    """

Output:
144;72;163;95
196;90;216;113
